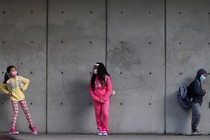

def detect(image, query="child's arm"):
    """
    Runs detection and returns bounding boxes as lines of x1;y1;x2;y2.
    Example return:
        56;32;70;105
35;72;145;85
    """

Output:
0;83;10;95
90;85;100;102
21;77;30;91
103;76;113;102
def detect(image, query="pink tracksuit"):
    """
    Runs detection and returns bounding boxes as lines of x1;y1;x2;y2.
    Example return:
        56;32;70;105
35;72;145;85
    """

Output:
90;75;113;132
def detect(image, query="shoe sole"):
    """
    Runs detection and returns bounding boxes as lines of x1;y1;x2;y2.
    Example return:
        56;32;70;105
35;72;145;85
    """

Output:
97;133;102;136
9;132;19;135
32;132;38;135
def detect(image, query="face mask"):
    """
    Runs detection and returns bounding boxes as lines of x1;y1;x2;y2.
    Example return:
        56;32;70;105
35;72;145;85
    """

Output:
200;75;206;82
93;69;98;74
11;71;17;77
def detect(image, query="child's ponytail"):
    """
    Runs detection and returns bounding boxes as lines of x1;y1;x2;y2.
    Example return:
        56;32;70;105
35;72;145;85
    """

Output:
3;65;16;84
3;72;10;84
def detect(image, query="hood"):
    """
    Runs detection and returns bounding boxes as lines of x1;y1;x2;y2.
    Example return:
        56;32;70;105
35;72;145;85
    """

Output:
195;68;207;82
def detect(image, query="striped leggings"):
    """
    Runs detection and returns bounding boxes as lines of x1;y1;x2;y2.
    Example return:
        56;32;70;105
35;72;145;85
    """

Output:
11;99;34;129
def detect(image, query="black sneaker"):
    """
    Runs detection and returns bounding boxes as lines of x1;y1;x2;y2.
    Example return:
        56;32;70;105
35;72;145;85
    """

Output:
192;129;203;135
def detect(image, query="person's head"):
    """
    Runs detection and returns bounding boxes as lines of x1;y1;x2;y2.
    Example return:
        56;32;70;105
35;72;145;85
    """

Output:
196;68;208;82
91;62;110;89
3;66;18;83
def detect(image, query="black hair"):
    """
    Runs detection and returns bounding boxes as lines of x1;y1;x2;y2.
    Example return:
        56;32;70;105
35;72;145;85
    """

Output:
3;66;16;84
91;62;110;90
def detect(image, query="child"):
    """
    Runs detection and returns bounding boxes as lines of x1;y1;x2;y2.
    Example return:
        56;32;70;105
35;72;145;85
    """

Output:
90;63;113;136
0;66;37;135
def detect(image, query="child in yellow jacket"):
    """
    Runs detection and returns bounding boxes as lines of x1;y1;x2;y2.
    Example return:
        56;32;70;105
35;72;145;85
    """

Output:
0;66;37;135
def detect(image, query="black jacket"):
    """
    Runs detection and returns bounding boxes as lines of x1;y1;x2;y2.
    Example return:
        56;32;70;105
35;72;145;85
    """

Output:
188;69;207;105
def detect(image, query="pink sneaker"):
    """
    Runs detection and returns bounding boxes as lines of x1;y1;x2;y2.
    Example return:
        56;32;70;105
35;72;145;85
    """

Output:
29;125;38;135
9;128;19;135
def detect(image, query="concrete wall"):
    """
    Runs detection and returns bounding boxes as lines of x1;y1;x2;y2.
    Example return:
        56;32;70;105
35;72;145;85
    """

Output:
166;0;210;135
107;0;165;133
0;0;210;134
0;0;46;133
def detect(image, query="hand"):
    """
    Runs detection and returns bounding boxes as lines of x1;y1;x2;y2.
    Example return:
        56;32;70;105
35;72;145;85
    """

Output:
202;89;206;94
98;99;104;104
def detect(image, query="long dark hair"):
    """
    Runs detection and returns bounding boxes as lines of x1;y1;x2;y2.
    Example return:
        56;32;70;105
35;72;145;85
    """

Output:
3;66;16;84
91;62;110;90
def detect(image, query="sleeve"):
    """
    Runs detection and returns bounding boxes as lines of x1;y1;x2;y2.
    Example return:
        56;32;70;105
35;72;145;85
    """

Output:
90;85;99;102
191;80;205;96
21;77;30;91
103;76;113;102
0;83;10;94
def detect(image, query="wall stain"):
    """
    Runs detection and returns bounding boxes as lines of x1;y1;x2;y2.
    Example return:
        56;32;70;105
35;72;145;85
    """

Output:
108;42;141;70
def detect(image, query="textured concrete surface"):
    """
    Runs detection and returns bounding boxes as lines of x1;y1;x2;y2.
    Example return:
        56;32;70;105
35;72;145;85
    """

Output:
47;0;106;133
107;0;165;134
0;0;210;135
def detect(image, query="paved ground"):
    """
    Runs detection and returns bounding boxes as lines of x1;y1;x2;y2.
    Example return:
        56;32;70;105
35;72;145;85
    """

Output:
1;134;209;140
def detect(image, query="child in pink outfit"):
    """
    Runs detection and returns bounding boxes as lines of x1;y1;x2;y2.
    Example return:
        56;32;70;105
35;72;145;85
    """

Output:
90;63;113;136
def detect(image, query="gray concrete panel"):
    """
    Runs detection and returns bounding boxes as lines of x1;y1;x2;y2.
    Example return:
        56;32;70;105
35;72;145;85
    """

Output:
47;0;106;133
166;0;210;135
107;0;165;133
0;0;46;133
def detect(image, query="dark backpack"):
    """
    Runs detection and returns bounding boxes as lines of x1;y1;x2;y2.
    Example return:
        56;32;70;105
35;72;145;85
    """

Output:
177;84;192;110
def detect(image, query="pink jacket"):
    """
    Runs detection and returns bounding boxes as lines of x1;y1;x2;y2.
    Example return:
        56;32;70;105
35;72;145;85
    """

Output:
90;75;113;102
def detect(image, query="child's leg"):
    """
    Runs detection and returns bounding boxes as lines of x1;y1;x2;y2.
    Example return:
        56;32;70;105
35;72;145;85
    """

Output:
101;100;110;133
19;99;34;127
11;101;19;129
94;101;103;132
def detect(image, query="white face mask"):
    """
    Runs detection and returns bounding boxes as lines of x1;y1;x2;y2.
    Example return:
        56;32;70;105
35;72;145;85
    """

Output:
93;69;98;74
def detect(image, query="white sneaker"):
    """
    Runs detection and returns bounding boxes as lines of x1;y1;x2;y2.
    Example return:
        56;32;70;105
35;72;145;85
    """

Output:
97;132;102;136
102;132;108;136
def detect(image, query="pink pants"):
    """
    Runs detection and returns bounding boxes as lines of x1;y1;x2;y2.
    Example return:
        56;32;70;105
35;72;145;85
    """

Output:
11;99;34;129
93;100;110;132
